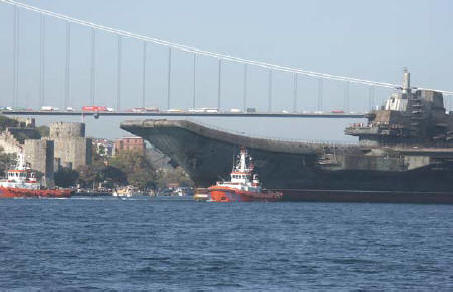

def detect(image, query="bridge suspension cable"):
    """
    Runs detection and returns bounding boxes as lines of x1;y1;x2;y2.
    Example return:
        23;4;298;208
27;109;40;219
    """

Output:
1;0;453;96
12;5;18;107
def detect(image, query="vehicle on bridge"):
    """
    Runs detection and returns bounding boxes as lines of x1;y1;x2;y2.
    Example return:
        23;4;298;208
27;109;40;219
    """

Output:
82;106;113;112
145;107;159;112
130;107;145;113
204;108;219;113
40;106;58;111
187;108;219;113
130;107;158;113
188;108;205;113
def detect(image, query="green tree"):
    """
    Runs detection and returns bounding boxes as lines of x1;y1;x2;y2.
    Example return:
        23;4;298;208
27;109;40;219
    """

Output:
36;125;50;137
0;115;18;131
0;150;16;177
54;167;79;187
155;167;193;190
109;151;156;189
102;165;127;185
77;165;100;187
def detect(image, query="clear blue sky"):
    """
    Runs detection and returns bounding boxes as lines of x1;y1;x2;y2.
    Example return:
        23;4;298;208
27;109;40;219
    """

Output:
0;0;452;139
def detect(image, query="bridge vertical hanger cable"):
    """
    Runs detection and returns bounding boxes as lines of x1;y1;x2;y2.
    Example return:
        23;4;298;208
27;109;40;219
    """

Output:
90;28;96;105
217;59;222;110
317;79;323;111
344;82;350;112
1;0;452;96
12;6;18;107
142;41;147;108
167;47;172;110
243;64;247;112
268;69;273;112
293;73;298;113
116;35;122;111
64;21;71;109
368;86;375;110
39;13;45;107
192;53;197;109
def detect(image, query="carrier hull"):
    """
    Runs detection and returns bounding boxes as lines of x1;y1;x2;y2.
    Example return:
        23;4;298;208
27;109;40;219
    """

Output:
121;119;453;193
278;189;453;204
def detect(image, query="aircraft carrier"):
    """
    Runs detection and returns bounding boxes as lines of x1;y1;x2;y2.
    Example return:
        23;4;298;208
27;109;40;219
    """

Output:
121;70;453;203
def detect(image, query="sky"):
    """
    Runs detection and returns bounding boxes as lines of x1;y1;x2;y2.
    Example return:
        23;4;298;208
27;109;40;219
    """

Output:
0;0;452;140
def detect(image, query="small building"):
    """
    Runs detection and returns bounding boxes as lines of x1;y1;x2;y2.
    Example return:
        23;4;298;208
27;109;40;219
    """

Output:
114;137;145;156
92;138;114;157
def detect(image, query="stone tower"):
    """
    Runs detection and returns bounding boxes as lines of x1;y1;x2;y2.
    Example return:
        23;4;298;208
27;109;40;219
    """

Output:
24;139;54;187
49;122;92;170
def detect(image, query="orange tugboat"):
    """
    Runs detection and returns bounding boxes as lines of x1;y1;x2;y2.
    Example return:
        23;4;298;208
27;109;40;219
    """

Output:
0;152;71;198
208;147;282;202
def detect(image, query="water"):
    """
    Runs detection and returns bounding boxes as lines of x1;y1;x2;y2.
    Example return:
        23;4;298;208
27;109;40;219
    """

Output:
1;197;453;290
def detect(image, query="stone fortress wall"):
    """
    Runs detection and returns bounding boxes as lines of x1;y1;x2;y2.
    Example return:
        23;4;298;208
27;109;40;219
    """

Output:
24;139;54;187
0;130;22;154
49;122;92;170
0;118;54;186
50;122;85;138
0;118;92;186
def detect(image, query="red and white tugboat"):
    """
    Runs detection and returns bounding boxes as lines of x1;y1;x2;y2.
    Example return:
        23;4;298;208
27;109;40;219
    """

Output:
0;152;71;198
208;147;282;202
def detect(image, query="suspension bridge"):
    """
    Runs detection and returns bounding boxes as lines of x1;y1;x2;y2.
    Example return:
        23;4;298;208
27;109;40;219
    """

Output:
1;0;452;118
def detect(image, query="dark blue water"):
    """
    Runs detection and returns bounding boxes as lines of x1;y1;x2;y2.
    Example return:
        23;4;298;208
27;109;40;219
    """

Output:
1;198;453;290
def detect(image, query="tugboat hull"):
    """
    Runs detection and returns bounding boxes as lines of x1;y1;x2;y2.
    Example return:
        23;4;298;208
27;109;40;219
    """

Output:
209;186;282;202
0;187;72;198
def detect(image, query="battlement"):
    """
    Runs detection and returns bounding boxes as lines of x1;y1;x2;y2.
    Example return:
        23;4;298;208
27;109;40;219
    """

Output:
50;122;85;139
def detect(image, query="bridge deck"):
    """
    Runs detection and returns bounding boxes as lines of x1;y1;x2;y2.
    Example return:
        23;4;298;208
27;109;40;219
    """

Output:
1;111;366;118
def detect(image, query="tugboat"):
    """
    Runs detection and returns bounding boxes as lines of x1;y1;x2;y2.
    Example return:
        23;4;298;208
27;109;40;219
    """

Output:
208;147;282;202
0;152;71;198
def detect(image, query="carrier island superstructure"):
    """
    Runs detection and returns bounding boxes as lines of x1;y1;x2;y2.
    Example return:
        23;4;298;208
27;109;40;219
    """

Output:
121;70;453;201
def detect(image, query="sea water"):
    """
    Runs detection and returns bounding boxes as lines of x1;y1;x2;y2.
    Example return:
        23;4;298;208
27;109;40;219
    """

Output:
1;197;453;290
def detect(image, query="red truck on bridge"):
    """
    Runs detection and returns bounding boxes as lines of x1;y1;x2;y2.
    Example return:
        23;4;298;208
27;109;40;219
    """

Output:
82;106;111;112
